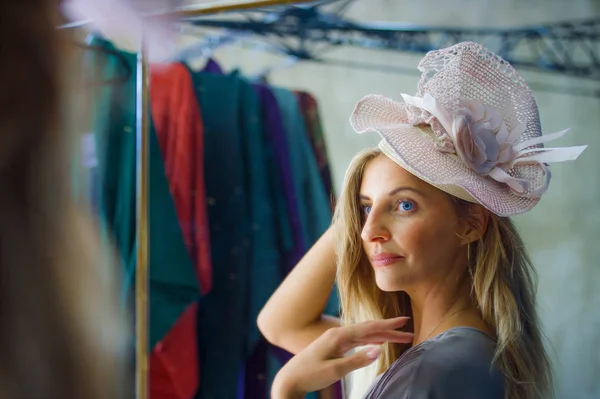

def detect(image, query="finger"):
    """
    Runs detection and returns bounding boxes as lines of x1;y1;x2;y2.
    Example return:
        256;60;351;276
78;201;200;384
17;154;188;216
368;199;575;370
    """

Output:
350;317;411;340
368;316;411;330
332;326;413;356
378;316;411;329
347;332;413;356
327;318;412;355
358;330;414;344
329;346;382;377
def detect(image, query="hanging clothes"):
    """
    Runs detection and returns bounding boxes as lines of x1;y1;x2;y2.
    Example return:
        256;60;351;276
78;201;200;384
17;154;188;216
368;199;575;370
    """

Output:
148;97;200;349
272;88;333;251
197;70;339;399
186;69;253;399
296;91;336;209
255;83;304;274
237;73;287;399
87;39;340;399
234;72;283;359
149;64;215;399
272;86;341;399
87;37;138;304
243;82;297;399
203;58;224;74
272;87;339;317
188;67;332;399
150;63;213;295
150;302;199;399
86;36;200;350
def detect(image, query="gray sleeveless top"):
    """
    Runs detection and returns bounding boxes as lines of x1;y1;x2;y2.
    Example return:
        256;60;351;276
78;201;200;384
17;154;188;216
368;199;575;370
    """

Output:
363;327;505;399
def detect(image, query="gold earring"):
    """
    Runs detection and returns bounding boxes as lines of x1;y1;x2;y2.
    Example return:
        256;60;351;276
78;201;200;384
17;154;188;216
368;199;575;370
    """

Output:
467;242;473;266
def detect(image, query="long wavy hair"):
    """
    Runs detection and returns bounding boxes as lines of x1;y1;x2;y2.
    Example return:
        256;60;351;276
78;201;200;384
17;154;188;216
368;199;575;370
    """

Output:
333;147;553;399
0;2;127;399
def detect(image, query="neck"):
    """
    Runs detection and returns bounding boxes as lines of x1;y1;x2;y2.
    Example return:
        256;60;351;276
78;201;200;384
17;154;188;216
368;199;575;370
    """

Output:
408;272;477;345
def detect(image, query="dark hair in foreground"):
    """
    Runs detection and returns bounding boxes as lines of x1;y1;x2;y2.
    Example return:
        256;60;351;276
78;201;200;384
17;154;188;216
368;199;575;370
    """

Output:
0;2;126;399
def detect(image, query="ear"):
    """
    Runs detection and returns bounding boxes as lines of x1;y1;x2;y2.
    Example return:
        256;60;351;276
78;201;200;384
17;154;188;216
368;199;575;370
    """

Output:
457;204;489;245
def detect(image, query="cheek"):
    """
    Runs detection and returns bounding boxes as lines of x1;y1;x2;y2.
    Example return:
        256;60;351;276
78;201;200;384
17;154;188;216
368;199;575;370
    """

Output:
395;218;458;260
397;221;434;255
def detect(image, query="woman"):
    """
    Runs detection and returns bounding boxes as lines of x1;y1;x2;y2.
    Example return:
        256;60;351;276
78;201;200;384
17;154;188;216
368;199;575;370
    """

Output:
258;42;587;399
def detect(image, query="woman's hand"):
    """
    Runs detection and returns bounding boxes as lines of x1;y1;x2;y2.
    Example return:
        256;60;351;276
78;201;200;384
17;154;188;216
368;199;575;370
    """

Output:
271;317;413;399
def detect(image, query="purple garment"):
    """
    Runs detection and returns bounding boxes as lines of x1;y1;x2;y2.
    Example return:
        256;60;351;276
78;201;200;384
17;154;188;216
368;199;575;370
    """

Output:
243;339;269;399
202;58;224;74
243;84;342;399
252;83;303;365
241;84;304;399
254;83;306;270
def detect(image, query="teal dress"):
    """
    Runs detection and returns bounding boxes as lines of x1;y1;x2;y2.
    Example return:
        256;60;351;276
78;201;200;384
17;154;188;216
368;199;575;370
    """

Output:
272;87;338;317
88;39;199;349
186;70;252;399
87;37;138;305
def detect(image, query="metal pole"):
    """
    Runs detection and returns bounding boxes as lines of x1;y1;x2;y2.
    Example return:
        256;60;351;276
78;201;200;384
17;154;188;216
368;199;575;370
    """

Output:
135;38;150;399
163;0;320;18
58;0;317;29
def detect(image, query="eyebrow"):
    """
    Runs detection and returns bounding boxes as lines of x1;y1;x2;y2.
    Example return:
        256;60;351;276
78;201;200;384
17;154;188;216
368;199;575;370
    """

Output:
359;186;424;200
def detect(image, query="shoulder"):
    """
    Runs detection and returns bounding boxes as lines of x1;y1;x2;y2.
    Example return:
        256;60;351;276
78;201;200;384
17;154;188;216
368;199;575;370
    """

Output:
374;328;505;399
412;328;505;397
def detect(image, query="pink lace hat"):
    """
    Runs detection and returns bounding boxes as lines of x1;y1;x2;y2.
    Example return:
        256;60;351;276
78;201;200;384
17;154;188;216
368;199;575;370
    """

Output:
350;41;587;217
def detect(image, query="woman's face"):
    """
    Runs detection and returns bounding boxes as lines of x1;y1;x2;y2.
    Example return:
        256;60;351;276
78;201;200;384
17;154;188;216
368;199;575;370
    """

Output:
359;155;468;293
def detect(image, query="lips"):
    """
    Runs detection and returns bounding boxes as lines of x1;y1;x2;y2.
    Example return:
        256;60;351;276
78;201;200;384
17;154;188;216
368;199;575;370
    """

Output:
370;252;404;267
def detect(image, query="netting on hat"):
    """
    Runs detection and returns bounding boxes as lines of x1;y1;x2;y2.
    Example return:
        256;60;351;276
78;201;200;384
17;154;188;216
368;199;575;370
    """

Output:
349;41;569;216
406;42;549;198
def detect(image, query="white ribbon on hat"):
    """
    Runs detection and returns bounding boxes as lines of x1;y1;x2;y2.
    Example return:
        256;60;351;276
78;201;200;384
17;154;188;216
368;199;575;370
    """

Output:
399;93;588;195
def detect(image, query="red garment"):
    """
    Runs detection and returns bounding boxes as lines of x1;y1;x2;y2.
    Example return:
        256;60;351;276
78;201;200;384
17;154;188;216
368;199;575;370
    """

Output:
150;63;212;294
150;302;199;399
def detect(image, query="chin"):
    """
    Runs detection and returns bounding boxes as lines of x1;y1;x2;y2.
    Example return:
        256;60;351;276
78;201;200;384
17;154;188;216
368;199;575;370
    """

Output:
374;272;405;292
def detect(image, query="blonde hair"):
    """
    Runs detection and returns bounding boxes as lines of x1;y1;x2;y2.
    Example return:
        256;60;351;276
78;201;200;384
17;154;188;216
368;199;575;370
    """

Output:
333;147;553;399
0;2;127;399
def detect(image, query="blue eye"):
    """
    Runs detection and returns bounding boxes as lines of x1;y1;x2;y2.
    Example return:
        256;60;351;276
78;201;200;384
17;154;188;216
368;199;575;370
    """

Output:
399;201;414;212
362;205;372;215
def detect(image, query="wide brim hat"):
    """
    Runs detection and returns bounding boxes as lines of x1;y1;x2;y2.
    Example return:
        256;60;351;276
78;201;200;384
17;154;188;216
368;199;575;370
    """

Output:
350;42;586;217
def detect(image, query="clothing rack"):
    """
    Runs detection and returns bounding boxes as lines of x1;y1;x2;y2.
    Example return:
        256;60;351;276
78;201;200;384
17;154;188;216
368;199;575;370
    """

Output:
63;2;318;399
134;2;319;399
59;0;318;29
135;45;150;399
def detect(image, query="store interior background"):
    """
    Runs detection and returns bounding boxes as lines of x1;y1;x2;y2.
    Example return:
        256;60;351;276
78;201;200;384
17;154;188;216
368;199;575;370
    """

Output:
109;0;600;397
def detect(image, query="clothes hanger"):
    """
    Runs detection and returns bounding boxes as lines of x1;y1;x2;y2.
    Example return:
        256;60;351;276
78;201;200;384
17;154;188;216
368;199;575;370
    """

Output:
71;33;133;86
167;24;242;69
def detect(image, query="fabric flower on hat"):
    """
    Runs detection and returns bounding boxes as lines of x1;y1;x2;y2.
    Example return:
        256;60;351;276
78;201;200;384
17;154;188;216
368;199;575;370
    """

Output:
452;100;518;175
400;92;584;196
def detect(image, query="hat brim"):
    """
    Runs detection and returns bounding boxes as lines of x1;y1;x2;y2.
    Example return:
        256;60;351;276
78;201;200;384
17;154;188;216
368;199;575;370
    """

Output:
350;95;539;217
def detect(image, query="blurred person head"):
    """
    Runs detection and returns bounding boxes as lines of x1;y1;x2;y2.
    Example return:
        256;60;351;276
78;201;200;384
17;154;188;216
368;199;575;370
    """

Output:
0;2;126;399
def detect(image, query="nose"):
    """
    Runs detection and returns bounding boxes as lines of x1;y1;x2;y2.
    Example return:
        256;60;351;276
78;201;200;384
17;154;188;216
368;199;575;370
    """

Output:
361;207;391;243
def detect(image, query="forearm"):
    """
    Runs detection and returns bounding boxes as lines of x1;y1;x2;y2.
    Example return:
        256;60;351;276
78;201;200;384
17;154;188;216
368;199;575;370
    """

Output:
271;375;305;399
271;388;304;399
258;226;339;354
280;315;340;354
